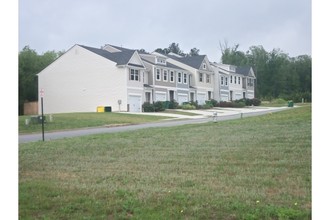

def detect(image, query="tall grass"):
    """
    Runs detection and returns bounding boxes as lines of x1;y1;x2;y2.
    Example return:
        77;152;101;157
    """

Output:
19;106;311;219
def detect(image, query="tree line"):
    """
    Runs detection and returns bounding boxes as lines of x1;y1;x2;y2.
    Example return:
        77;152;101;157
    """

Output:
219;42;311;102
18;42;311;115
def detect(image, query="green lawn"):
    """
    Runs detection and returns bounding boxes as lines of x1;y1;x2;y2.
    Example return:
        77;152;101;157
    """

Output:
19;106;311;219
19;112;169;134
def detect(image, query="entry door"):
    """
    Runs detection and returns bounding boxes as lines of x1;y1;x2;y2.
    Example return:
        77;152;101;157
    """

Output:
128;95;141;112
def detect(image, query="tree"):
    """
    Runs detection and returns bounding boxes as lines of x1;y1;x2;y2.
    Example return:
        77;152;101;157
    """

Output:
219;42;248;66
218;41;311;101
167;42;185;56
189;47;200;56
19;46;61;115
155;42;187;56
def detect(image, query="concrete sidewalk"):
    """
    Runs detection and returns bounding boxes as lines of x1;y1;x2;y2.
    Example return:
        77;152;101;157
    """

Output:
122;106;289;119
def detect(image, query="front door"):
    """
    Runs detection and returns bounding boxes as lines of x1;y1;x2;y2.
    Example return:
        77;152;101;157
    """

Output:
169;90;174;101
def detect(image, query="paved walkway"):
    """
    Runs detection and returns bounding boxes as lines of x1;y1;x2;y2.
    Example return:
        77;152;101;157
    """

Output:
19;106;290;144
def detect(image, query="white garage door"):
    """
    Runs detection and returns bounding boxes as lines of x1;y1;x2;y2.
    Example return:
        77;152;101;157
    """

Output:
128;95;141;112
197;93;206;105
155;92;166;102
177;93;188;104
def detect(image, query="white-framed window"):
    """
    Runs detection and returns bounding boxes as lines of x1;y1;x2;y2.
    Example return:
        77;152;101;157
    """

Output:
156;69;161;81
183;73;187;84
203;63;206;69
156;58;166;65
221;76;224;85
163;70;168;81
130;69;139;81
238;77;240;84
234;76;237;84
199;73;203;82
248;78;254;86
230;75;233;83
225;77;228;86
178;72;182;83
206;74;210;83
170;71;174;82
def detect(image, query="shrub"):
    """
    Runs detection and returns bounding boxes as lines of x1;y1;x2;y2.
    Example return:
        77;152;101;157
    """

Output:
189;101;199;109
217;101;232;107
200;103;213;109
154;101;165;112
244;98;261;106
168;100;179;109
181;104;196;110
210;99;218;107
251;98;261;106
217;101;245;108
142;102;155;112
233;101;246;108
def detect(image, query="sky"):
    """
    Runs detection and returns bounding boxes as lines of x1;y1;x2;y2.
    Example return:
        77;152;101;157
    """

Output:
19;0;311;62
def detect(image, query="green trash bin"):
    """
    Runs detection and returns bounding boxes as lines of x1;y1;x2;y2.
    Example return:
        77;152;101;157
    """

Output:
288;101;294;107
104;106;112;112
163;101;170;109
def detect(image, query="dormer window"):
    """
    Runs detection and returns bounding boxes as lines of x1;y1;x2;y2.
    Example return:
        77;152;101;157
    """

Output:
203;63;206;69
156;57;166;65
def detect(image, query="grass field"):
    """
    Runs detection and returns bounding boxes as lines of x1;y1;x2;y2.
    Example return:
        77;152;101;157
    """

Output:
19;112;169;134
19;106;311;219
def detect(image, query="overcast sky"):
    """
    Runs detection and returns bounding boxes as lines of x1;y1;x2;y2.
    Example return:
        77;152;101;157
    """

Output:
19;0;311;62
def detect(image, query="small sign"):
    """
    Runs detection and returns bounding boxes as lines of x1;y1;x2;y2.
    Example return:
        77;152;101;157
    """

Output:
40;88;45;98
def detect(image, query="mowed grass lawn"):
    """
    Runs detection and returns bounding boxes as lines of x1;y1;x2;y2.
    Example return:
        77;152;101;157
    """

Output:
19;106;311;219
19;112;170;134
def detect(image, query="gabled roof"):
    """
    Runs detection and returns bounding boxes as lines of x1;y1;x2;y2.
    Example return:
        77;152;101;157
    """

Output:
139;52;184;70
167;54;207;69
236;66;255;78
79;44;136;66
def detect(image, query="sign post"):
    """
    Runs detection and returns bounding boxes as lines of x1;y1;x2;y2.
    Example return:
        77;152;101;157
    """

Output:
40;89;45;141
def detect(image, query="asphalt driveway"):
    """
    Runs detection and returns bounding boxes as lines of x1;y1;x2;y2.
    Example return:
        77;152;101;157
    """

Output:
19;106;289;143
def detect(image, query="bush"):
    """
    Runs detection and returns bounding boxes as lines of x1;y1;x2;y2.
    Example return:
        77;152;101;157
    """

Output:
200;103;213;109
209;99;218;107
244;98;261;106
142;102;155;112
181;104;196;110
251;98;261;106
205;99;218;107
154;101;165;112
168;100;179;109
217;101;246;108
189;101;199;109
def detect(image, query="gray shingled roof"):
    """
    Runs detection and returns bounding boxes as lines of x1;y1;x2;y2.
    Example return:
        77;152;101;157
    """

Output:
79;45;136;66
141;57;185;70
167;54;206;69
236;66;252;76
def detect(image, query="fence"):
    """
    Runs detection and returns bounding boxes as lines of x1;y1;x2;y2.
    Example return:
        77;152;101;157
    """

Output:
24;101;38;115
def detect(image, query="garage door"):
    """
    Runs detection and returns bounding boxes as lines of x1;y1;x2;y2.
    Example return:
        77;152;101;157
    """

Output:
177;93;188;104
128;95;141;112
197;93;206;105
155;92;166;102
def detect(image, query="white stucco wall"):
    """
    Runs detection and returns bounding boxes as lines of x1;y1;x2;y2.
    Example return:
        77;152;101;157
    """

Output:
38;45;127;114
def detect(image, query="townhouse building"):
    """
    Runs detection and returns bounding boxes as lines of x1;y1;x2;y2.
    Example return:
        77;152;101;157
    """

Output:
139;52;191;104
37;43;256;114
38;44;146;113
211;63;256;101
159;52;215;105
